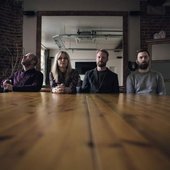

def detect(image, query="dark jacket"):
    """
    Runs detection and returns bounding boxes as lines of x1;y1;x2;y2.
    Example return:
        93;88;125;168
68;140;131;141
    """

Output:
9;68;43;92
81;68;119;93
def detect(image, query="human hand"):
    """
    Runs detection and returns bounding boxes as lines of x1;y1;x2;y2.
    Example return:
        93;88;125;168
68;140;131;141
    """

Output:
3;80;13;92
52;83;65;94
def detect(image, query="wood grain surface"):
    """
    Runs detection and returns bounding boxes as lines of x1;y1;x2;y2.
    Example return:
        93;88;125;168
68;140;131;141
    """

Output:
0;92;170;170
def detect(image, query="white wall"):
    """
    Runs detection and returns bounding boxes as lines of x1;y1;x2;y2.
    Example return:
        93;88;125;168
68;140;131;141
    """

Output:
23;0;140;60
152;43;170;60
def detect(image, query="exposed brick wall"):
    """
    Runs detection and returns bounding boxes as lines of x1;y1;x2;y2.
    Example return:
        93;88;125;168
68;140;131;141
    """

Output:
0;0;23;81
140;1;170;49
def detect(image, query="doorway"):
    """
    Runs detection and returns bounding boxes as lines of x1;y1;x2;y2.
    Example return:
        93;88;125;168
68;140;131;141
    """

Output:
36;11;128;90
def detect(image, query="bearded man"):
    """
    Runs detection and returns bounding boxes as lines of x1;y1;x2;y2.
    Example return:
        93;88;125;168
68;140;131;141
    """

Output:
81;49;119;93
126;49;166;95
2;53;43;92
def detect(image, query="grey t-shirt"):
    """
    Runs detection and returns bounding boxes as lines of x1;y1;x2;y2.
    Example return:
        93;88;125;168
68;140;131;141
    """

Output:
126;70;166;95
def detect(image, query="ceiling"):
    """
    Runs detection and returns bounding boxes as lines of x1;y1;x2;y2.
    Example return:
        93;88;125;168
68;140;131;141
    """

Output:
41;16;123;51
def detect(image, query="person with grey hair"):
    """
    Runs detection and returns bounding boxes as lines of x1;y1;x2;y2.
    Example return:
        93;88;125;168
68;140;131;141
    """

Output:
50;51;80;94
2;53;43;92
81;49;119;93
126;49;166;95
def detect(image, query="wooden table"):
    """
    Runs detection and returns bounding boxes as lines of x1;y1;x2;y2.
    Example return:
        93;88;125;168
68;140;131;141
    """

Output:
0;92;170;170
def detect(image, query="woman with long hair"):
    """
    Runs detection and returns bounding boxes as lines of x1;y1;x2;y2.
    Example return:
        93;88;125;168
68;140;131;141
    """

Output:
50;51;80;93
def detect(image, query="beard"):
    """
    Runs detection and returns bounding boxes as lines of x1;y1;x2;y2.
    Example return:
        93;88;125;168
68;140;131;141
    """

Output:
97;61;106;67
21;60;32;67
138;62;149;70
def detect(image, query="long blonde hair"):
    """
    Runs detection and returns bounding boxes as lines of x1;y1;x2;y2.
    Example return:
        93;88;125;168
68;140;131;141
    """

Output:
51;51;72;82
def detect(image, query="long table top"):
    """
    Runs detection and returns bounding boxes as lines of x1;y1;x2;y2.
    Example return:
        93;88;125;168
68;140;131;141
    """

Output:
0;92;170;170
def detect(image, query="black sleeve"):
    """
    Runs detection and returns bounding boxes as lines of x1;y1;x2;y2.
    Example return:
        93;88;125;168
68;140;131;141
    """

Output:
13;72;43;92
81;72;90;93
113;74;120;93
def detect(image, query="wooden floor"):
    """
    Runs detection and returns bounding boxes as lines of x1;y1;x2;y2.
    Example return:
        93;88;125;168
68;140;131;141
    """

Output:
0;92;170;170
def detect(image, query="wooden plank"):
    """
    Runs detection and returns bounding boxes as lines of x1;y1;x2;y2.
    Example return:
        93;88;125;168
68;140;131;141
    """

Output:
0;93;170;170
1;94;94;170
85;94;170;170
98;94;170;156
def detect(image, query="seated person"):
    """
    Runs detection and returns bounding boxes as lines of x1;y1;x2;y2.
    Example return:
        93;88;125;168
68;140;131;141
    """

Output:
126;49;166;95
2;53;43;92
81;49;119;93
49;51;80;94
